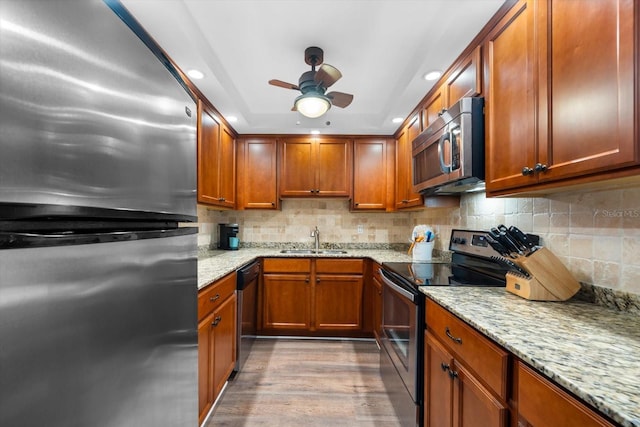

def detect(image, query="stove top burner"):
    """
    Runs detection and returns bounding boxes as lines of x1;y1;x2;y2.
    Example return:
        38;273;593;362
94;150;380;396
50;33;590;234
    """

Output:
381;229;513;292
382;261;506;289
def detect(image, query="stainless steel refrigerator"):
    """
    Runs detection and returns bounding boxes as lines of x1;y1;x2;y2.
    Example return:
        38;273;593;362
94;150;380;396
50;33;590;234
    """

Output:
0;1;199;426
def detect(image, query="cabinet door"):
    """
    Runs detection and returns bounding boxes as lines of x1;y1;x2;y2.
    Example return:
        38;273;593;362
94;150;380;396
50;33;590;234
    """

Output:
395;116;423;209
485;0;537;192
352;139;393;211
212;293;237;400
279;138;315;196
453;362;508;427
237;137;278;209
217;125;236;208
423;87;445;130
262;273;311;330
316;138;352;196
536;0;637;182
425;333;454;427
197;312;214;424
314;274;363;331
446;45;482;108
517;362;615;427
197;103;222;205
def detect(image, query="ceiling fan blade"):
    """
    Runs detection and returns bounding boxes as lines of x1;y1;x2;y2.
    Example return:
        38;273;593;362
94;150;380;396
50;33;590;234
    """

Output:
269;79;299;90
314;64;342;88
326;91;353;108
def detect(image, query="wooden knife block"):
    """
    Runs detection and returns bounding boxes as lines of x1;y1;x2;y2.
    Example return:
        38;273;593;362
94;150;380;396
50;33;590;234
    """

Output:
505;247;581;301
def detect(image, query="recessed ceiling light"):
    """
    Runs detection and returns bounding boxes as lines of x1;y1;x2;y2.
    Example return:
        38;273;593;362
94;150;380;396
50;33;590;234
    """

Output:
310;130;320;135
226;116;238;123
423;70;442;81
187;69;204;80
392;117;404;124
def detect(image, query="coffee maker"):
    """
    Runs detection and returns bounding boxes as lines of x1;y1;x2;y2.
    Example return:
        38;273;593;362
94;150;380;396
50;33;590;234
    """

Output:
218;223;239;250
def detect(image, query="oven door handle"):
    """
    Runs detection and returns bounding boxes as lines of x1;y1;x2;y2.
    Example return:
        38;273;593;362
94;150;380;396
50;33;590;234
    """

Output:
379;269;418;302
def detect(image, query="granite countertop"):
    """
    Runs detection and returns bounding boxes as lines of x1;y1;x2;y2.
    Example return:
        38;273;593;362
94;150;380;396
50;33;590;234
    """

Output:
421;287;640;427
197;247;423;289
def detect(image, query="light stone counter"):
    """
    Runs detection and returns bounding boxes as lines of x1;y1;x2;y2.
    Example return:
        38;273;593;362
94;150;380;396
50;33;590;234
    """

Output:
421;287;640;427
197;247;424;289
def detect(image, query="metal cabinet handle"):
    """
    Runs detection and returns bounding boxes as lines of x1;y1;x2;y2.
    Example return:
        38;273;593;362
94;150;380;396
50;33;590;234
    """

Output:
212;316;222;327
401;199;409;203
210;294;220;302
448;369;458;380
305;278;310;283
440;362;450;372
521;166;534;176
445;327;462;344
316;278;320;283
534;163;548;173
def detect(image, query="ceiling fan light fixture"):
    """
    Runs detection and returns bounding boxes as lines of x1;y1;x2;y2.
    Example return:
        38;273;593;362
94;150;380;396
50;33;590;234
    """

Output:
294;93;331;118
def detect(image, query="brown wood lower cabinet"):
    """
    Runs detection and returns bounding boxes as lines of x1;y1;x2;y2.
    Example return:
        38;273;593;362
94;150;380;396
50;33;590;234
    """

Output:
426;298;619;427
260;257;364;335
516;362;616;427
198;272;237;424
425;299;510;427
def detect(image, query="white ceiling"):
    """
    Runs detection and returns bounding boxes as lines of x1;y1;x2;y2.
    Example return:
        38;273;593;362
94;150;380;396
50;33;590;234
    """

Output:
121;0;505;135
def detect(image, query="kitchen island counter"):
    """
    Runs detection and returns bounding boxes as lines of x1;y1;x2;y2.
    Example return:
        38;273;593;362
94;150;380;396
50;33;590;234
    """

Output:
197;247;422;289
421;286;640;427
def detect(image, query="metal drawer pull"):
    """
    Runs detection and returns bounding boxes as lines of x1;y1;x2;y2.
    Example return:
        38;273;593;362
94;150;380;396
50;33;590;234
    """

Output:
448;370;458;380
212;316;222;327
445;327;462;344
210;294;220;302
440;362;450;372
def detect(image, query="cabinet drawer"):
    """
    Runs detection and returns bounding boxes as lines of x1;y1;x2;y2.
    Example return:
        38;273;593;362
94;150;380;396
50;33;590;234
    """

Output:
517;362;615;427
198;272;236;321
263;258;311;273
316;258;363;274
426;299;509;400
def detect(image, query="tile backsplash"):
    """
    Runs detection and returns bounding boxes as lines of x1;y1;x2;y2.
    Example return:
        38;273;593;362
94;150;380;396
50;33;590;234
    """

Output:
197;186;640;296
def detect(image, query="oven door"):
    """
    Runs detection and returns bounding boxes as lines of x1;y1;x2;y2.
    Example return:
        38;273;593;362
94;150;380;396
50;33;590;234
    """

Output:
379;269;423;403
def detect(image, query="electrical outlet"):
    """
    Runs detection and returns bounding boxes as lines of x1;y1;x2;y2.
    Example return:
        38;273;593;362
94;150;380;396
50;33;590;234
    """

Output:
357;224;364;234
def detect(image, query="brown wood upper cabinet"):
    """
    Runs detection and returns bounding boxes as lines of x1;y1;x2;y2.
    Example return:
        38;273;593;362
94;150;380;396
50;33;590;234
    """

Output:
197;100;236;208
422;87;445;131
236;137;278;210
485;0;639;196
279;137;352;197
445;45;482;109
352;138;395;211
395;115;423;210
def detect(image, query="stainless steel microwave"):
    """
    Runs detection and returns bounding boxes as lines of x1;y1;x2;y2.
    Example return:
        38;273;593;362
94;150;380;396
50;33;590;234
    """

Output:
411;97;485;195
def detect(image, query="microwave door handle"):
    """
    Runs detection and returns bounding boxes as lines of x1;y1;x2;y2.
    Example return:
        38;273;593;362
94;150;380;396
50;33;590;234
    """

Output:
438;131;452;173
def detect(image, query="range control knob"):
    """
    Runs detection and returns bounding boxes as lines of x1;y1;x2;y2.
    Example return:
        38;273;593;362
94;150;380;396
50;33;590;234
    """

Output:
452;237;467;245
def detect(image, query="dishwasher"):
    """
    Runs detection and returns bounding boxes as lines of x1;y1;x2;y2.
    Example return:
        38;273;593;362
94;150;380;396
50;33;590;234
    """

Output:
235;260;260;373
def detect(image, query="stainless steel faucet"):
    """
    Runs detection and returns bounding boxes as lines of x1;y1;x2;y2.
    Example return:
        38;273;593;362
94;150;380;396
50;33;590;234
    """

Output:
311;226;320;253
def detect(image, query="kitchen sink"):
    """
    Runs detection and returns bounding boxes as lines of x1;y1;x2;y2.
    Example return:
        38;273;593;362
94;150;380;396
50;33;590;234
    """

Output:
279;249;348;254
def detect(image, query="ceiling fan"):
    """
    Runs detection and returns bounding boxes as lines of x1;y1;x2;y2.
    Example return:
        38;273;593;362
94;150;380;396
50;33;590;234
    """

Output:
268;46;354;119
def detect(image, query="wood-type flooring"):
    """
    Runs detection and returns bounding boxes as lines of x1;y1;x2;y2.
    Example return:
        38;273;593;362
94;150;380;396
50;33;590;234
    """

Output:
205;338;402;427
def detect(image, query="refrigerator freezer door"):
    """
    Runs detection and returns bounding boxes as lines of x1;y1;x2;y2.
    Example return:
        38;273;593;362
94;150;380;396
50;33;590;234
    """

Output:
0;0;196;221
0;230;198;427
